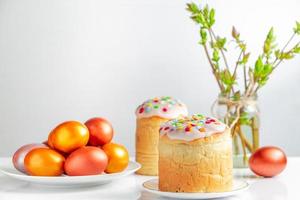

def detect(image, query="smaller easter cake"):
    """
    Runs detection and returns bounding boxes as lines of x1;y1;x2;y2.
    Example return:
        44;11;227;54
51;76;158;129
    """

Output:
135;96;188;175
159;114;232;192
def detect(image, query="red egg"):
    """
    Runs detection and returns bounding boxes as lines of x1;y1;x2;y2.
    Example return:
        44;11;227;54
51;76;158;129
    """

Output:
64;146;108;176
249;146;287;177
12;143;48;173
85;117;114;146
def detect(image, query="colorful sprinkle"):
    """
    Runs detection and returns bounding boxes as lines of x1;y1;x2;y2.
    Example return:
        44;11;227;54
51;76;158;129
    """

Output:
139;107;144;113
145;107;151;113
199;127;206;132
185;127;191;132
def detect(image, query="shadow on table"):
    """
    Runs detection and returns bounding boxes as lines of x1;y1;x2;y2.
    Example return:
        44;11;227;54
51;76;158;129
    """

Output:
247;177;288;200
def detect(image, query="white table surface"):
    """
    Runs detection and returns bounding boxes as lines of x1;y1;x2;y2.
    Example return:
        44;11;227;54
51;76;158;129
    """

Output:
0;157;298;200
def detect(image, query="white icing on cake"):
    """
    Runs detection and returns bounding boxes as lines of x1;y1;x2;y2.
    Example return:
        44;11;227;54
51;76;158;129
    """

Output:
135;96;188;119
159;114;227;141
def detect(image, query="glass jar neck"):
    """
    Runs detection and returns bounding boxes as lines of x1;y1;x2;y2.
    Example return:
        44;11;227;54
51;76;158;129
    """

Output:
217;93;257;102
216;94;258;109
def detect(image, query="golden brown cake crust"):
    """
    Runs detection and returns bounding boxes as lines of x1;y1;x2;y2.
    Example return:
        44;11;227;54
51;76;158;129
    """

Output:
159;129;232;192
135;116;169;175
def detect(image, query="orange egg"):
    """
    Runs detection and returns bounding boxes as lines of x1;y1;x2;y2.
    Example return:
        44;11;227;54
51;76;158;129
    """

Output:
24;148;65;176
102;143;129;173
13;143;48;173
48;121;89;153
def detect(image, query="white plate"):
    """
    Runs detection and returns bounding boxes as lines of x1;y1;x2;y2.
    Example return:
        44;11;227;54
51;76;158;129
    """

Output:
143;178;249;199
0;158;140;187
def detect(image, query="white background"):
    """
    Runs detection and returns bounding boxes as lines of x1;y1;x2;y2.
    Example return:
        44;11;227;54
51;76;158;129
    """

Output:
0;0;299;156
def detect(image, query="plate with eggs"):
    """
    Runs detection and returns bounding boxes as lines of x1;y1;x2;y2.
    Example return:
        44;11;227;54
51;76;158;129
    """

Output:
0;117;140;187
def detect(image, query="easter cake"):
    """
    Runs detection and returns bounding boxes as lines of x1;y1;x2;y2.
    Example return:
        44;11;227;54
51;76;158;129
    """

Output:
159;114;232;192
135;96;188;175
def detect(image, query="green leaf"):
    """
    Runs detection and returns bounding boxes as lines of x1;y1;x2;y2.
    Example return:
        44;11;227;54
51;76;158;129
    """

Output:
216;37;227;50
282;52;294;59
267;27;275;41
262;64;273;76
263;27;276;57
199;28;207;44
275;49;281;59
258;76;269;86
220;69;235;87
292;44;300;54
275;50;294;60
239;112;251;126
241;53;250;64
293;21;300;35
232;91;241;101
203;5;209;18
232;26;240;39
212;49;220;62
186;3;199;14
239;43;246;51
209;8;215;27
254;56;263;77
191;14;205;25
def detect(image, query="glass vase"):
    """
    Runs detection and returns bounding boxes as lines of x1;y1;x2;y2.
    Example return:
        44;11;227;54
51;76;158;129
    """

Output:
211;94;260;168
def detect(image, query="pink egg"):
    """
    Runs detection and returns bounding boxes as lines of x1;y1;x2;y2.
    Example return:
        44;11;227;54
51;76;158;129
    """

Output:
12;143;48;173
